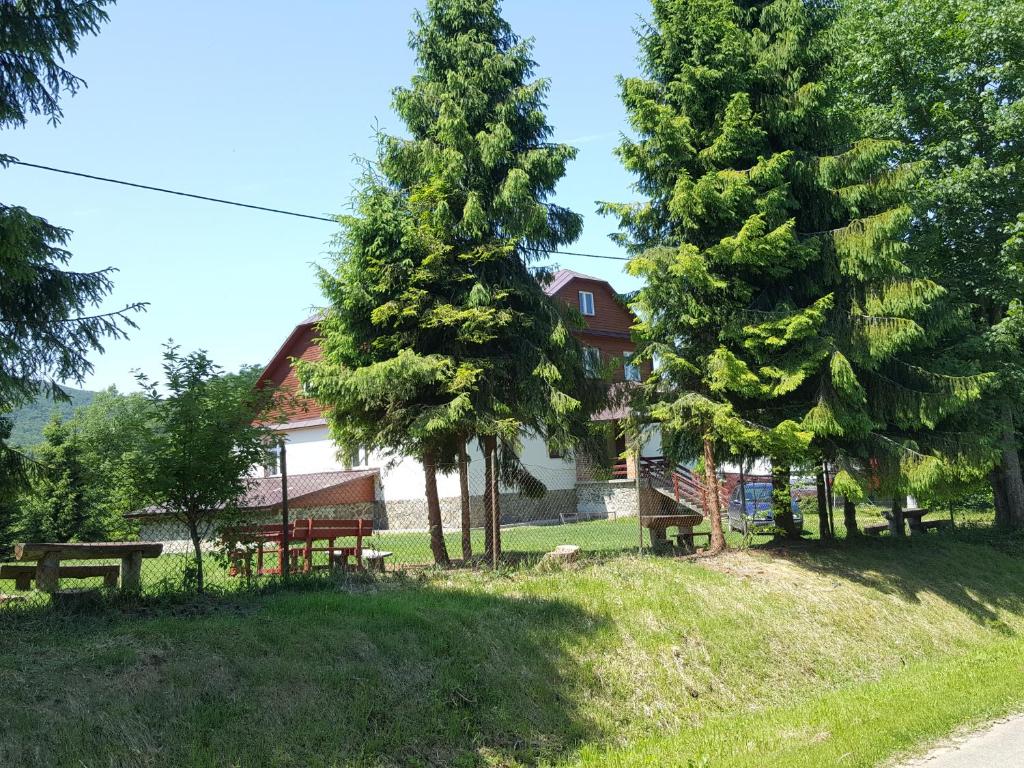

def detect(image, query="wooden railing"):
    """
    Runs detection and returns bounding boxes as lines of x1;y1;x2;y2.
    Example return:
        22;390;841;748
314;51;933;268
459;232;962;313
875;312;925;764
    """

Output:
638;456;727;515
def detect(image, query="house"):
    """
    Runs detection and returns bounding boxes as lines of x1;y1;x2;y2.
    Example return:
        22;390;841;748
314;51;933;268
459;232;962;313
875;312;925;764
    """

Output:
250;271;663;533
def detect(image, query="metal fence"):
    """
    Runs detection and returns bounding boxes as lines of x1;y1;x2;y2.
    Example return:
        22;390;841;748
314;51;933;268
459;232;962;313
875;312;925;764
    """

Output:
3;458;721;613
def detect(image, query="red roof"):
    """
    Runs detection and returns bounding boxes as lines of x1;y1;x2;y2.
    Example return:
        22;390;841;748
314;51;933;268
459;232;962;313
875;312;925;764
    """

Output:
126;470;378;519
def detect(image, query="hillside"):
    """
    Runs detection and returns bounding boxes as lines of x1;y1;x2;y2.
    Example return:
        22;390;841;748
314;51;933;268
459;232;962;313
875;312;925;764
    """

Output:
5;387;98;447
2;537;1023;767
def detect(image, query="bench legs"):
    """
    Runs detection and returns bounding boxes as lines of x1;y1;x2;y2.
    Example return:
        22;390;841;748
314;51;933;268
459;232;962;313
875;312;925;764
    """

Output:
121;552;143;592
35;553;60;593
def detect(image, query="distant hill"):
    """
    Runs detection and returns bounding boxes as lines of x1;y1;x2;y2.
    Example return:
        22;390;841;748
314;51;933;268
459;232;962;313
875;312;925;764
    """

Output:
5;387;98;447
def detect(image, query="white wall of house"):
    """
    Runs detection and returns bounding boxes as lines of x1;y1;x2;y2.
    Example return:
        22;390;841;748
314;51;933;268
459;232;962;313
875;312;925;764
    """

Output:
279;424;345;475
273;424;578;501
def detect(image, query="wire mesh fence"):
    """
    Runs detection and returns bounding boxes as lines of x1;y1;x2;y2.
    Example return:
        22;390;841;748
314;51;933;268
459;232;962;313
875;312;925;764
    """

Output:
0;458;728;613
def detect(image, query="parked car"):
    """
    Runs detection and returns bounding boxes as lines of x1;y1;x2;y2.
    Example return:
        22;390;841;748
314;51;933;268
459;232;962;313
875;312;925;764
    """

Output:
727;482;804;534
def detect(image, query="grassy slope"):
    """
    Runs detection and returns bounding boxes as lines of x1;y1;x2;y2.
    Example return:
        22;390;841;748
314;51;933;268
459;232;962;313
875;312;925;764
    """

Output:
2;536;1024;767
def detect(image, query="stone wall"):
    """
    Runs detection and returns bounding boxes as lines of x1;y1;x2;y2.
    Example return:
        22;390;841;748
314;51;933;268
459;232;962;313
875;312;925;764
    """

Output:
576;480;639;519
377;489;578;530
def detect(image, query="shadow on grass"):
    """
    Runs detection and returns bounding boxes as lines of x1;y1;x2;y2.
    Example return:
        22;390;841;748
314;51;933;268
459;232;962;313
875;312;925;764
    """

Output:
0;575;610;768
766;534;1024;634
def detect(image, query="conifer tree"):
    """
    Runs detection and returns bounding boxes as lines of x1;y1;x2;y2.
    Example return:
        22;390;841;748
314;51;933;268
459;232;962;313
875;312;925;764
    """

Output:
2;1;143;506
606;0;986;541
836;0;1024;528
15;415;96;543
304;0;603;565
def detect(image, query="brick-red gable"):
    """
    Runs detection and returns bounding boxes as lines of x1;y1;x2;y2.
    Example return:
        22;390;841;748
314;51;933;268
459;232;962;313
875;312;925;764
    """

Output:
257;320;324;422
260;273;640;421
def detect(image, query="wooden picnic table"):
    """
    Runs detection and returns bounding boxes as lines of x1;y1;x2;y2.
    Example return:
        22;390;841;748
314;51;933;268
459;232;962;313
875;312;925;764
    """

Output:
641;514;707;553
14;542;163;593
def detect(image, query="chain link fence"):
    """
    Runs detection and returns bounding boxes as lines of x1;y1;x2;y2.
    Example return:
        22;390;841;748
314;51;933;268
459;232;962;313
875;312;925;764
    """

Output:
1;458;730;613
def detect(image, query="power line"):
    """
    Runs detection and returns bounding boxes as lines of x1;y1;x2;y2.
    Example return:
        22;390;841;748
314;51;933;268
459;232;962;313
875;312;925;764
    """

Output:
9;159;338;223
8;159;632;262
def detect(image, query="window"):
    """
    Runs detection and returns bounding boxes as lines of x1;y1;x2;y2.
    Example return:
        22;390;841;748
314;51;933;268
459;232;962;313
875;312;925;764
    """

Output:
342;446;368;469
263;449;280;478
583;346;602;377
548;443;563;460
623;352;641;382
578;290;595;316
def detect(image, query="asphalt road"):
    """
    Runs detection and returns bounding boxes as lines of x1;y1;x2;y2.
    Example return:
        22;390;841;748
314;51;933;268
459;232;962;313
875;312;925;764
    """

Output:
901;715;1024;767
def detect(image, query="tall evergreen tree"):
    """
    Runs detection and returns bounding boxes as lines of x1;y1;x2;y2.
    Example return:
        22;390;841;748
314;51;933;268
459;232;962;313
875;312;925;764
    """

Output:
304;0;603;565
836;0;1024;528
1;1;143;506
14;415;96;543
605;0;985;542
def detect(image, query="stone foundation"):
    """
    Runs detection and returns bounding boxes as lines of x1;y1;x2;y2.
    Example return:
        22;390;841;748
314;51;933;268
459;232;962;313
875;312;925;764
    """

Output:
576;480;639;519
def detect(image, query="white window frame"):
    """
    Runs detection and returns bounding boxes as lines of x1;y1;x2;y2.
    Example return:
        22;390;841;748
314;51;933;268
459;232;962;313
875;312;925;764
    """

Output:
578;290;596;316
623;352;641;383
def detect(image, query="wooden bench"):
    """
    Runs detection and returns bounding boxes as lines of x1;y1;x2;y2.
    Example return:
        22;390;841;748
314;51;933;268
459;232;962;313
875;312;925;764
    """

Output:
0;563;119;591
863;523;888;536
14;542;163;593
333;548;392;574
641;514;705;554
294;518;373;573
224;523;302;577
918;519;954;532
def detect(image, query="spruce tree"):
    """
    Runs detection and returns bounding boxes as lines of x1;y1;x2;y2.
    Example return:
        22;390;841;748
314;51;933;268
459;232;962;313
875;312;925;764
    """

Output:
2;1;143;507
606;0;986;541
304;0;603;565
836;0;1024;528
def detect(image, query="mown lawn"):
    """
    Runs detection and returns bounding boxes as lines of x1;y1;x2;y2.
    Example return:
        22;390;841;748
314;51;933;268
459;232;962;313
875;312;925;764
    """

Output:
2;531;1024;767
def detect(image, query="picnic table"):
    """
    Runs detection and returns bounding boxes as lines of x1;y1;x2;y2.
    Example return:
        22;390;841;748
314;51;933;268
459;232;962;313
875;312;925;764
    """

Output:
640;514;707;553
865;508;954;536
226;518;374;577
13;542;163;593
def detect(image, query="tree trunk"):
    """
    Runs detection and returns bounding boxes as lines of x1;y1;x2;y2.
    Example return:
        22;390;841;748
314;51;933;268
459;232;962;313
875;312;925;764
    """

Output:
458;440;472;562
187;517;205;594
843;499;859;537
816;468;832;541
991;405;1024;529
889;495;905;538
482;435;501;565
772;463;798;539
702;437;726;553
423;448;450;567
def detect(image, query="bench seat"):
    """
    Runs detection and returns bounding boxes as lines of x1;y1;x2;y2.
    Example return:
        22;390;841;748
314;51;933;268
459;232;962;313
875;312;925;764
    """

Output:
0;563;119;591
863;523;889;536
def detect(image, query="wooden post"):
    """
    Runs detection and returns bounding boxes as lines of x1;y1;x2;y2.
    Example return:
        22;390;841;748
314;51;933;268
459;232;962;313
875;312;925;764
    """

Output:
36;553;60;593
279;438;290;579
121;552;143;592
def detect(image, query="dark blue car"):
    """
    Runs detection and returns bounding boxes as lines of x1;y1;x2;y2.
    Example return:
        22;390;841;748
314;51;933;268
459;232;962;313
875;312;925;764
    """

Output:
727;482;803;534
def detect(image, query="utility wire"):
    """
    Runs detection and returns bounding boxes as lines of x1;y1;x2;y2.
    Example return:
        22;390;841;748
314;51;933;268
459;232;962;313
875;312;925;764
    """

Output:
8;159;632;262
9;159;338;223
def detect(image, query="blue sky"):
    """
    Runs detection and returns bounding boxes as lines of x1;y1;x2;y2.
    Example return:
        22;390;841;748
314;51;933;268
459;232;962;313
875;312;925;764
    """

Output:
4;0;651;392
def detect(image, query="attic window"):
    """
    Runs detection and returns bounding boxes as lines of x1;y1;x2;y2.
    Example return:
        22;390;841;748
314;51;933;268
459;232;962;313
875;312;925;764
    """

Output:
578;290;595;316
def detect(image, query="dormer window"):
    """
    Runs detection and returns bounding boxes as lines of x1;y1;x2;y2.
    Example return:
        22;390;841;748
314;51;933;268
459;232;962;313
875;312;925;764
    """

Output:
578;290;595;316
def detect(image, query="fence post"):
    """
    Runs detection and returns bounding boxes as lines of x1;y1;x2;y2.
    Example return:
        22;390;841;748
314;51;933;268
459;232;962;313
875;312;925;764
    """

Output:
280;438;289;580
490;446;499;569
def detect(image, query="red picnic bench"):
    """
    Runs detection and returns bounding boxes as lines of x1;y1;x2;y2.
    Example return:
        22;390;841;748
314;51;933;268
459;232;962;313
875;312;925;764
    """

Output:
225;518;377;577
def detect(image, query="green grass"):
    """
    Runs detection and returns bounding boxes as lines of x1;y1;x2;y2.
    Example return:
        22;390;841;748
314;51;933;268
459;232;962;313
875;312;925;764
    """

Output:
0;506;963;600
2;531;1024;767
